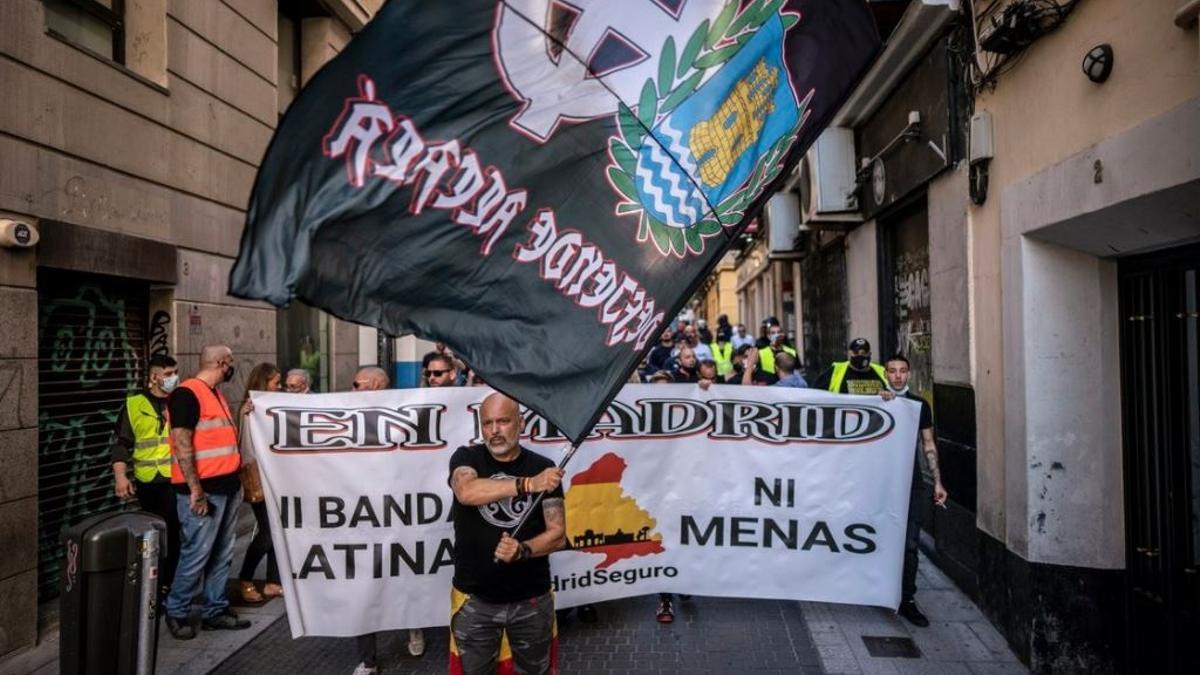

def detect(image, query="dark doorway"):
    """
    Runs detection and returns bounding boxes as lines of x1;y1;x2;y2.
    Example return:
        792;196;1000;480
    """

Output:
879;198;933;403
36;270;148;601
1119;242;1200;674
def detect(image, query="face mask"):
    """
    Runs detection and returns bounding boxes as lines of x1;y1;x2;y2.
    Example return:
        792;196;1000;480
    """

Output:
850;355;870;370
889;384;909;396
161;374;180;393
223;364;236;383
770;333;784;344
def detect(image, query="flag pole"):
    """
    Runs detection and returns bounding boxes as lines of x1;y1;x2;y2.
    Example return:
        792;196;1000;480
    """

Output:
495;441;581;560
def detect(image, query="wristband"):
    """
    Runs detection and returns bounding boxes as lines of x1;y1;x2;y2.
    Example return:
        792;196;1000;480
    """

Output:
519;542;532;561
515;478;525;497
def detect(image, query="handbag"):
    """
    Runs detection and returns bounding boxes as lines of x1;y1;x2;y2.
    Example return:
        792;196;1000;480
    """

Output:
240;461;265;503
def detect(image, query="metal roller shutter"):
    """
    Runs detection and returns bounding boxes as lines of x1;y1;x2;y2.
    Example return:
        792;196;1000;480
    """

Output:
37;271;148;601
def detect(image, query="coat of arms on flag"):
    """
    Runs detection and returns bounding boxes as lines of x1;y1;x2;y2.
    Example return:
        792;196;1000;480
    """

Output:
611;3;813;258
231;0;879;444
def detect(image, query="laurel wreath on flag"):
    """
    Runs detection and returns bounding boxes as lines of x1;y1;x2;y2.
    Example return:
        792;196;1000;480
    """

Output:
606;0;803;258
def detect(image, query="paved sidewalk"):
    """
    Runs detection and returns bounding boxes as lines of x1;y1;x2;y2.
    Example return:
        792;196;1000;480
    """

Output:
801;552;1028;674
211;595;824;674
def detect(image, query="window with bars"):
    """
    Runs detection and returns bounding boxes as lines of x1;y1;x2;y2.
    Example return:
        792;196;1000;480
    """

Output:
43;0;125;64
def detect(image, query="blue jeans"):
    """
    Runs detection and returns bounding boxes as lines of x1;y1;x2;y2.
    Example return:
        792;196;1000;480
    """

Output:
165;488;243;620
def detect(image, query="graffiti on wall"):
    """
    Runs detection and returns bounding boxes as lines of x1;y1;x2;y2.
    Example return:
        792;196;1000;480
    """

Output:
893;249;933;400
149;310;171;357
37;282;145;600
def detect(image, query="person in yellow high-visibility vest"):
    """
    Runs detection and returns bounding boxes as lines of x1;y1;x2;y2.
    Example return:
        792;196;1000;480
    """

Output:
110;353;181;596
813;337;887;394
710;335;735;378
757;320;797;376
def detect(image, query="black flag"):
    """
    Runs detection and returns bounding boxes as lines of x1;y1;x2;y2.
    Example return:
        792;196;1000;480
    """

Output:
230;0;879;443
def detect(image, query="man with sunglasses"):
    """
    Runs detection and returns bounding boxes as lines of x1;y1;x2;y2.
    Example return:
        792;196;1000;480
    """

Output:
424;353;459;388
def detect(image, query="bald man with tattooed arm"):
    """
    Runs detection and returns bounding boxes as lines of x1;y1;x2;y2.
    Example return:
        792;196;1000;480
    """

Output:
448;392;565;675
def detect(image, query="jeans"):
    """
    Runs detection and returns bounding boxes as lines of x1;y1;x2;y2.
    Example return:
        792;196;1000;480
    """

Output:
451;591;555;675
239;500;279;582
165;488;243;620
902;460;928;604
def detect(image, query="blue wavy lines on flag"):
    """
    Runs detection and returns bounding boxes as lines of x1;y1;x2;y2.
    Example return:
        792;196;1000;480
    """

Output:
634;119;708;229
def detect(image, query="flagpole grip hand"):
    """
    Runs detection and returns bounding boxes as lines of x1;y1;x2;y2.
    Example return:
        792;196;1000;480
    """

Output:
529;467;564;493
494;532;521;564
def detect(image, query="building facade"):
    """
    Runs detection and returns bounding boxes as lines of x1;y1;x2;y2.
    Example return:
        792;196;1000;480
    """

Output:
718;0;1199;671
0;0;382;659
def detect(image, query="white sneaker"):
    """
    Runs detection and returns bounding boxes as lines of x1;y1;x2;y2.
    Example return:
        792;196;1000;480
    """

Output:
407;628;425;656
351;663;377;675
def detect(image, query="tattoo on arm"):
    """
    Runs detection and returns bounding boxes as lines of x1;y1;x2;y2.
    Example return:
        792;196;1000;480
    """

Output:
172;429;201;491
921;431;942;484
542;497;564;528
450;466;478;493
538;497;566;554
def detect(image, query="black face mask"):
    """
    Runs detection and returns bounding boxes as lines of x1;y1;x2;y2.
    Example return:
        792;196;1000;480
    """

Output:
849;355;870;370
223;364;236;382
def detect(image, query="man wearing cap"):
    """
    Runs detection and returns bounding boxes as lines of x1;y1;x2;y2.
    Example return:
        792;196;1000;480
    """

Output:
813;338;888;394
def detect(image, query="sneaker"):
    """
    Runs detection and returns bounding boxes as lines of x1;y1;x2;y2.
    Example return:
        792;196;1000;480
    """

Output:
351;663;378;675
656;596;674;624
579;604;599;624
408;628;425;656
165;615;195;640
898;599;930;628
202;609;252;631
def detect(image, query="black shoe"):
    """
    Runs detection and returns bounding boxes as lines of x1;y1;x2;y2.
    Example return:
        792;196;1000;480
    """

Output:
202;609;252;631
579;604;598;624
656;596;674;624
165;615;196;640
898;600;930;628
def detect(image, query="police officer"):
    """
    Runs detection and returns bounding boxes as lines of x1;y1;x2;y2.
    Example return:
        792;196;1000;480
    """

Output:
757;318;797;376
813;337;887;394
110;354;181;596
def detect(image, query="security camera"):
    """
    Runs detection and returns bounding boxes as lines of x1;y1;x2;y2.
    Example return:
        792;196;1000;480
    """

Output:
0;218;39;248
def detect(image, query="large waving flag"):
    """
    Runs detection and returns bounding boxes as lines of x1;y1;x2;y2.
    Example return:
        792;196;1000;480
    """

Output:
229;0;879;444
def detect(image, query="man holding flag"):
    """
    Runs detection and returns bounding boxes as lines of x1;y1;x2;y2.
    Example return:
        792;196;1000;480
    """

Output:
448;393;565;674
227;0;880;653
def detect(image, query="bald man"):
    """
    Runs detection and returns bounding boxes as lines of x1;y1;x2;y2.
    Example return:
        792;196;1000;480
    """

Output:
163;345;250;639
448;393;566;674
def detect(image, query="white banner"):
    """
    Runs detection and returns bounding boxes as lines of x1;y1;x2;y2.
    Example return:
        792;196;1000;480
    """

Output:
247;385;919;638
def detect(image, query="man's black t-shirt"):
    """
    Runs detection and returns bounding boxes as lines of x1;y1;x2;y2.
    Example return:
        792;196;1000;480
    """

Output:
812;366;887;394
167;385;241;496
903;391;934;431
449;445;563;603
900;391;934;485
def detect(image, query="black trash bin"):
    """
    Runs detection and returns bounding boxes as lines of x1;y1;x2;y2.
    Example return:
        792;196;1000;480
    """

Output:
60;511;167;675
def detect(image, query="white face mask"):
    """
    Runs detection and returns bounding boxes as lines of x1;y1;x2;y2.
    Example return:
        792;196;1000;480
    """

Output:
889;384;909;396
161;374;180;393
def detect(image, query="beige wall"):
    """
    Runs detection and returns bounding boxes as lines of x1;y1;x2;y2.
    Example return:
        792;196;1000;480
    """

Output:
0;0;376;660
844;221;879;352
968;0;1200;547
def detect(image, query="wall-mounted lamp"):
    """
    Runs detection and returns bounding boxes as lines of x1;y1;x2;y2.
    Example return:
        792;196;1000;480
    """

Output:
1082;44;1114;83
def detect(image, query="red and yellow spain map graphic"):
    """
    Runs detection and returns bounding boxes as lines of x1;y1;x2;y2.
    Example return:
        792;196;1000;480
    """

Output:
565;452;665;568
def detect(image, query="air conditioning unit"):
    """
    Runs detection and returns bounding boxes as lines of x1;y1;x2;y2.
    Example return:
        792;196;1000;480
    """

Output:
765;192;800;254
795;127;860;229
